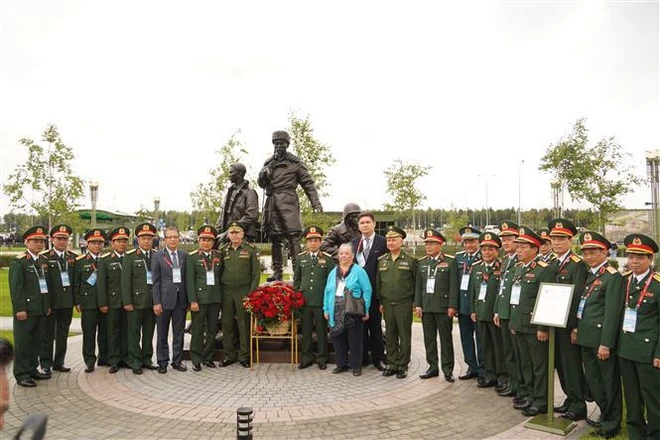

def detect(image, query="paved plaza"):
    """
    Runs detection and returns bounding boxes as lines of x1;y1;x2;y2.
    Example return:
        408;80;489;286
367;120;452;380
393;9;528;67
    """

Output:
2;322;598;439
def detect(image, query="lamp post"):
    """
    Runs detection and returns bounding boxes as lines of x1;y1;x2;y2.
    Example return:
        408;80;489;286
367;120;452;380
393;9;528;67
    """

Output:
517;160;524;225
153;197;160;226
478;174;495;228
551;179;562;218
89;182;99;228
646;151;660;267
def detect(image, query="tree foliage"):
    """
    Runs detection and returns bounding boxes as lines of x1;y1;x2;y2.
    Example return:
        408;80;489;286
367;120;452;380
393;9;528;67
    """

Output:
383;160;431;228
3;124;85;232
288;112;336;214
539;118;641;231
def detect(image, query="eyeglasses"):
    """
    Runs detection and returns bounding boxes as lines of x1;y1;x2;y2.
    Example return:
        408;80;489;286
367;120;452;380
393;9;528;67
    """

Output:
165;236;179;240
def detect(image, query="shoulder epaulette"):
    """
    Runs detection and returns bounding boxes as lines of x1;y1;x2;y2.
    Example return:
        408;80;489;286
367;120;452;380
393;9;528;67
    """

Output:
456;250;466;255
298;251;307;256
471;259;482;267
653;273;660;282
100;252;110;259
607;266;617;274
537;261;548;268
570;254;582;262
322;251;332;258
418;255;429;261
126;249;137;255
189;249;198;255
622;270;632;277
76;254;87;261
39;250;50;256
219;243;229;250
16;253;27;259
444;253;455;259
378;254;388;260
514;261;523;266
211;249;222;256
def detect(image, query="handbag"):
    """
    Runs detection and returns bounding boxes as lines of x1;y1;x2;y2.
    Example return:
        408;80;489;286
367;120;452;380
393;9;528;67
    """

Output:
344;288;366;317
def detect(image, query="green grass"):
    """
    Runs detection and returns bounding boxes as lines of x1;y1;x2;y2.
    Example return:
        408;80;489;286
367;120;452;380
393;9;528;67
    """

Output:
579;397;628;439
0;329;13;344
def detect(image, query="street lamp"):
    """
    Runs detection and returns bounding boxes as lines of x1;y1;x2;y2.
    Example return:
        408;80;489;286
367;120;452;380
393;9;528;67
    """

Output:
153;197;161;226
551;179;562;218
517;160;524;225
646;150;660;266
89;182;99;228
478;174;495;227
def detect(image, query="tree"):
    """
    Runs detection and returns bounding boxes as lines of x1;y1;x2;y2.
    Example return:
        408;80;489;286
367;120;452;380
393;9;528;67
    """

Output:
444;210;470;244
383;160;431;230
3;124;85;232
190;130;248;223
539;118;641;232
288;112;336;215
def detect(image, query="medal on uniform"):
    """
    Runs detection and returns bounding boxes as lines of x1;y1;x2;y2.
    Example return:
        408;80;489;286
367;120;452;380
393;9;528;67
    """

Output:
478;282;487;301
460;273;470;291
576;298;586;319
87;271;98;286
146;269;153;285
206;270;215;285
356;251;366;267
510;282;521;305
60;271;71;287
335;280;346;297
622;308;637;332
38;276;48;294
172;267;182;283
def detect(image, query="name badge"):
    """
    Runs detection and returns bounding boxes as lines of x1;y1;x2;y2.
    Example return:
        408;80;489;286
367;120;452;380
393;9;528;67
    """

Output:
39;277;48;294
478;283;487;301
206;270;215;286
622;308;637;333
87;271;98;286
335;280;345;297
172;267;182;283
509;283;521;305
146;270;153;285
460;273;470;291
498;279;505;296
356;252;366;267
426;278;435;294
60;271;71;287
577;298;586;319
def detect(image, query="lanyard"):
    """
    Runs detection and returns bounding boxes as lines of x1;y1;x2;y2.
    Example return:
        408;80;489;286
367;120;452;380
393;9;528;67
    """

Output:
462;254;477;275
427;255;442;278
87;255;97;271
200;251;215;271
513;260;536;284
164;251;179;268
625;271;654;309
582;265;606;299
28;254;45;277
557;251;572;274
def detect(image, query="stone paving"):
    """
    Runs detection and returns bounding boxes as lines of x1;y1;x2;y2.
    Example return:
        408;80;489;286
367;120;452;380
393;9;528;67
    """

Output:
1;322;598;439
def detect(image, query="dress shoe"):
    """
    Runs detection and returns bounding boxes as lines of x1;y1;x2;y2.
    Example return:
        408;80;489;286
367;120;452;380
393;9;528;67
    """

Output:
158;365;167;374
218;359;235;367
17;378;37;387
52;365;71;373
590;430;618;439
553;401;570;414
458;372;478;380
382;369;397;377
298;361;312;370
31;371;50;380
419;370;439;379
97;361;109;367
477;379;498;388
560;411;586;421
444;374;455;383
204;361;216;368
266;274;282;282
109;365;119;374
143;363;158;370
332;366;349;374
494;382;508;392
521;406;547;417
172;363;187;372
374;361;387;371
396;371;408;379
41;367;51;376
497;388;515;397
512;396;527;404
85;364;95;373
513;398;533;410
318;362;327;370
192;363;202;372
132;367;143;375
585;417;602;428
353;368;362;377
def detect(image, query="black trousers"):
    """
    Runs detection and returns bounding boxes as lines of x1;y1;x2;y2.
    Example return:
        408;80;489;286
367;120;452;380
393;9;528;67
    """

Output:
362;299;384;365
156;301;187;366
333;320;364;370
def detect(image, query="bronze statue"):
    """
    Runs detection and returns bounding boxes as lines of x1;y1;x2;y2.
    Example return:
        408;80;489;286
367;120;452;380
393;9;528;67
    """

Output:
215;163;259;243
320;202;362;257
258;130;322;281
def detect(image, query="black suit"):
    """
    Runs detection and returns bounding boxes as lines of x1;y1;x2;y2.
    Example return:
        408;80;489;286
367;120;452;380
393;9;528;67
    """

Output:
351;234;387;365
152;249;188;367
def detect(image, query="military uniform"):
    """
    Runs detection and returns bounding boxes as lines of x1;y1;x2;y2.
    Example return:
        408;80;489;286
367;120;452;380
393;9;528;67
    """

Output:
414;228;457;379
97;226;129;372
9;226;51;386
219;222;260;365
186;225;223;369
537;228;556;264
575;231;623;437
39;224;76;372
617;234;660;440
121;223;158;373
377;226;417;377
73;229;108;371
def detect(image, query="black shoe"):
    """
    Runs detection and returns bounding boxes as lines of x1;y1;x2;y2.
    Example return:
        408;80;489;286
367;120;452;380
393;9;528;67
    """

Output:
353;368;362;376
298;361;312;370
239;361;250;368
109;365;119;374
332;366;349;374
318;362;327;370
458;372;478;380
17;378;37;387
132;367;143;375
494;382;508;392
382;369;397;377
513;398;533;410
512;396;527;404
204;361;216;368
192;363;202;372
218;359;235;367
553;401;570;414
97;361;109;367
444;374;455;383
266;274;282;282
477;379;497;388
586;417;602;428
522;406;547;417
419;369;439;379
31;371;50;380
374;361;387;371
172;363;187;372
143;363;158;370
41;367;51;376
85;364;95;373
396;371;408;379
560;411;586;421
53;365;71;372
591;430;618;439
158;365;167;374
497;388;515;397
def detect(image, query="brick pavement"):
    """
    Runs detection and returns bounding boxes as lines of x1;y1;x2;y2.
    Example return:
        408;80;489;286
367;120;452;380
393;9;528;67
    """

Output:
2;323;596;439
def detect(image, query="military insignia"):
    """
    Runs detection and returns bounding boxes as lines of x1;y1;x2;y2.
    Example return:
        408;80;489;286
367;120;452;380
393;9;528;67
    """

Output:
525;273;535;278
594;279;603;286
119;228;125;234
501;222;508;230
541;231;548;237
570;254;582;262
310;227;316;233
439;262;448;267
633;237;642;246
607;266;617;274
205;226;211;233
584;233;592;242
427;230;432;237
59;226;67;232
143;225;149;231
94;230;100;236
37;228;43;234
485;233;491;240
520;228;525;235
466;228;472;234
556;222;563;229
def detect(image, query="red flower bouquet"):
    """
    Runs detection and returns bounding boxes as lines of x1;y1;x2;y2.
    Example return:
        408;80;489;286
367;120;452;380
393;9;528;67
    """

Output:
243;282;305;333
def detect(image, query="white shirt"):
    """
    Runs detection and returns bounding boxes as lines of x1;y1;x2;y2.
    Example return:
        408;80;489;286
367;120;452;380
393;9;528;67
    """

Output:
590;260;608;274
557;250;571;264
634;269;650;284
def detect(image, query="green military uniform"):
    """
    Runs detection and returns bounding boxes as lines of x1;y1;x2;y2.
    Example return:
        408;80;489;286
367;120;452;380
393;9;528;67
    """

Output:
121;223;158;372
98;244;128;371
471;232;505;387
575;231;623;437
73;228;108;370
538;228;557;264
510;227;555;414
39;224;76;372
220;222;260;365
9;226;51;385
294;226;335;367
186;225;223;368
414;228;457;379
377;226;417;377
547;218;588;418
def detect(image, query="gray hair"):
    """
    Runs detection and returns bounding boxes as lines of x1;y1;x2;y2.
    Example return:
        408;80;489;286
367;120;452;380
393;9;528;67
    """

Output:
164;226;180;237
338;243;354;256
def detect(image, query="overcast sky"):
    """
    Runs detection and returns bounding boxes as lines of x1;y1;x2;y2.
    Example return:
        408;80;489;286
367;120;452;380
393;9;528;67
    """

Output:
1;1;658;219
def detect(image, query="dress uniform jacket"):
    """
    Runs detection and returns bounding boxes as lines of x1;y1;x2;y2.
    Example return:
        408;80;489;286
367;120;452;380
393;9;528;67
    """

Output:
219;242;260;292
74;254;101;309
494;254;518;320
509;259;555;334
294;251;335;307
121;248;155;309
376;251;417;303
41;249;76;309
98;252;124;310
186;250;223;305
470;260;502;321
414;254;458;312
74;253;107;366
454;250;482;315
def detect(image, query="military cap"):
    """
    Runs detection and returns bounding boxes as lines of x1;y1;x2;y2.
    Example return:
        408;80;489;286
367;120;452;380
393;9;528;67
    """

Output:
459;226;481;240
579;231;611;251
197;224;217;239
23;225;48;241
135;222;157;237
50;224;72;238
498;220;519;237
272;130;291;144
537;228;552;243
548;218;578;237
108;226;130;241
227;221;244;233
515;225;542;248
624;233;658;255
385;225;406;239
84;228;107;243
422;228;446;243
304;225;323;239
479;232;501;248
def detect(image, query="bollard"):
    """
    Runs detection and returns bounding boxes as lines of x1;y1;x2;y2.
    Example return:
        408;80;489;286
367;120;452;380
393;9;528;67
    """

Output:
237;407;254;439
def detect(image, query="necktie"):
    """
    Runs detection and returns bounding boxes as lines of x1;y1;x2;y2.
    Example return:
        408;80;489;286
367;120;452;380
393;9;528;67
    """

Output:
171;251;179;268
363;237;371;260
311;254;317;263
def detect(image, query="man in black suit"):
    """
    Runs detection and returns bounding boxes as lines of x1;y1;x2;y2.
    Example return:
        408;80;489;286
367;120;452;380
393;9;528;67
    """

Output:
152;226;188;373
351;211;388;371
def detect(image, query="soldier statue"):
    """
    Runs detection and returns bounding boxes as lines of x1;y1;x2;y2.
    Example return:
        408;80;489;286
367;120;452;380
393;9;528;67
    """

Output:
214;163;259;244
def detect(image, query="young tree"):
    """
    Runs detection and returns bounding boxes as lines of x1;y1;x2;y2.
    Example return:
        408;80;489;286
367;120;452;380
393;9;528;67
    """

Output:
3;124;85;232
539;118;641;232
383;160;431;230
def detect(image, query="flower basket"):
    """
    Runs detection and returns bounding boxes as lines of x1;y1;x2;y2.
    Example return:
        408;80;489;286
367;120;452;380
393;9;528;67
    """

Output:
265;320;290;335
243;282;305;334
